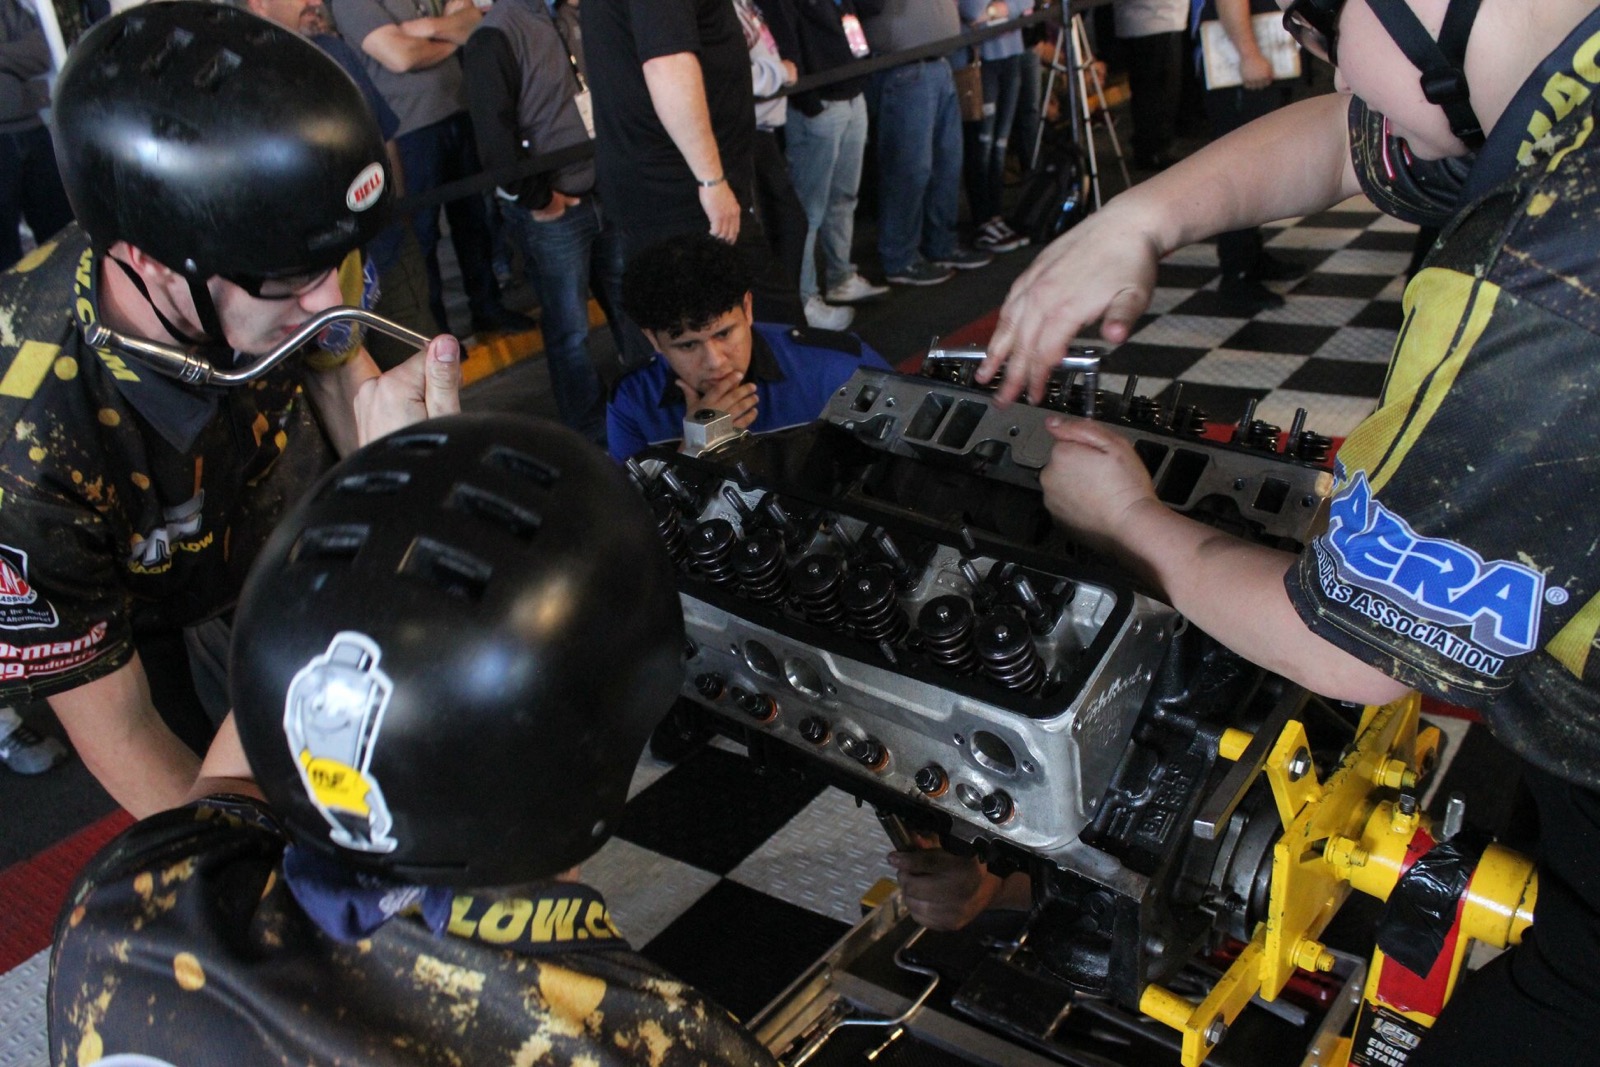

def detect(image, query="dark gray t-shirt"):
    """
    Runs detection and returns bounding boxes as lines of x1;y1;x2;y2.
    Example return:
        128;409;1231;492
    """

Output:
330;0;465;138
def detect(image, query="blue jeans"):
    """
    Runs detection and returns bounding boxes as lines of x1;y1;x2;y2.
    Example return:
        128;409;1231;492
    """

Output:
963;53;1023;224
395;112;505;332
784;94;868;300
500;196;625;445
1;124;73;271
868;59;962;274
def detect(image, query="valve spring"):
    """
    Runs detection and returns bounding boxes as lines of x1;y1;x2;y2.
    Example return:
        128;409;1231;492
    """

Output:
974;608;1046;692
734;532;789;604
792;554;847;626
1170;405;1208;437
653;499;690;567
918;595;979;674
1293;431;1332;463
688;518;739;587
842;565;908;644
1125;395;1164;427
1067;383;1104;419
1241;419;1282;452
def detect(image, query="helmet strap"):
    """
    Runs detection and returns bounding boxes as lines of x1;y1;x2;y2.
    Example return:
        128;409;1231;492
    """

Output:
108;255;212;348
184;275;230;349
1365;0;1486;149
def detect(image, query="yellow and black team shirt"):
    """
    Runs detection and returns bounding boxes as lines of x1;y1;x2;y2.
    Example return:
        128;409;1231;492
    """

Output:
1288;10;1600;792
49;797;778;1067
0;225;347;703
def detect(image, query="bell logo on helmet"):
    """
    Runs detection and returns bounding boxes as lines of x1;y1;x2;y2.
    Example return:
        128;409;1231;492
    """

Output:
346;164;386;213
284;632;400;853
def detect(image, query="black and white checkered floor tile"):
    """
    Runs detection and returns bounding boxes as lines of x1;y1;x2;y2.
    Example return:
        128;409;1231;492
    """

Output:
1083;196;1419;441
600;738;892;1022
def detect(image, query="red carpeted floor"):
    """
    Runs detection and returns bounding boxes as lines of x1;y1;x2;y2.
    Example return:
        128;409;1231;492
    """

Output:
0;812;132;972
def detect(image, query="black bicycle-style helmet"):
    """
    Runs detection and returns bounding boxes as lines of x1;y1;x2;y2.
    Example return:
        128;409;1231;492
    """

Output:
53;1;391;283
230;414;685;887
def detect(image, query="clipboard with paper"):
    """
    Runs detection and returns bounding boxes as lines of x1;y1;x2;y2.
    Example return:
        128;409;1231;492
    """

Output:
1199;12;1302;89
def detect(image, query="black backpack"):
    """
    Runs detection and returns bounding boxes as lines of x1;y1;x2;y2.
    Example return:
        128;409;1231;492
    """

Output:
1010;128;1091;246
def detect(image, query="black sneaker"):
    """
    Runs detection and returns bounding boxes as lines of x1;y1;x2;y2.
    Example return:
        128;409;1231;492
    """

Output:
1216;275;1285;316
974;219;1028;254
1254;253;1309;282
929;246;994;271
0;716;68;775
886;260;955;286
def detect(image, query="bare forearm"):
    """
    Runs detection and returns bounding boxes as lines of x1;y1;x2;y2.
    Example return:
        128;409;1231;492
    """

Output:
642;52;725;183
402;7;481;45
361;25;457;73
49;657;203;817
1116;502;1410;705
1216;0;1267;62
306;350;382;457
187;714;266;804
1115;94;1361;255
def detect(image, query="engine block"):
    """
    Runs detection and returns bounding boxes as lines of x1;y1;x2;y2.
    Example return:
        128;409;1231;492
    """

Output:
631;357;1338;853
638;455;1180;862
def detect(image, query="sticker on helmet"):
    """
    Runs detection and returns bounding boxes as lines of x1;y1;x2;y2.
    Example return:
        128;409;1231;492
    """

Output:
284;632;399;853
346;163;386;212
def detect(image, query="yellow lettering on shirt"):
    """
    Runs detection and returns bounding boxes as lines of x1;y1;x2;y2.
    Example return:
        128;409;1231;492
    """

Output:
1541;72;1591;124
1519;30;1600;166
448;895;479;938
583;900;620;940
477;899;535;944
0;341;60;400
1574;29;1600;83
530;898;582;942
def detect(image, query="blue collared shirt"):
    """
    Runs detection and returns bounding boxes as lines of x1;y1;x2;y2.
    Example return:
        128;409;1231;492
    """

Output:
606;321;891;460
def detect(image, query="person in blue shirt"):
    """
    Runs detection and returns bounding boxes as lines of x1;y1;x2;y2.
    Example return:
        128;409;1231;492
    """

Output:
606;232;891;460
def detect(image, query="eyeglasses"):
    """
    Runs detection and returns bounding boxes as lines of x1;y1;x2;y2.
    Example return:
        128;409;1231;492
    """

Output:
1283;0;1346;65
224;266;337;301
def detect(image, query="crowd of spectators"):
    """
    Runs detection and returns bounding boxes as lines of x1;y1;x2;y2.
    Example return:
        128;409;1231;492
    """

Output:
5;0;1271;458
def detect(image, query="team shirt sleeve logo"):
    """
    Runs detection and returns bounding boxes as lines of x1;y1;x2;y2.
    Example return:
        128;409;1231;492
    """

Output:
284;632;400;854
1318;470;1544;665
0;545;60;630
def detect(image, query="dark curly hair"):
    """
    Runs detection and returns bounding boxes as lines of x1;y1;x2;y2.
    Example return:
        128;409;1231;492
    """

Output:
621;233;753;336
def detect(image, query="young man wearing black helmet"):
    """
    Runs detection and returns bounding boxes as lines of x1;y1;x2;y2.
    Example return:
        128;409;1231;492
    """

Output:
0;3;461;819
48;411;776;1067
912;0;1600;1061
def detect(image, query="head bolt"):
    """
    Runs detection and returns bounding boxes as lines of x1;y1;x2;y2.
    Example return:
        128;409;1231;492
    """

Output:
914;765;948;796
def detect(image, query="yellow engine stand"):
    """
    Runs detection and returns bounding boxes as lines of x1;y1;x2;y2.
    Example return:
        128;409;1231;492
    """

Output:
1137;694;1537;1067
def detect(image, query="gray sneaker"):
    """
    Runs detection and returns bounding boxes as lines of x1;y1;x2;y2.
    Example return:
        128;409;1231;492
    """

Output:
825;273;891;303
0;716;68;775
885;260;955;286
929;246;994;270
